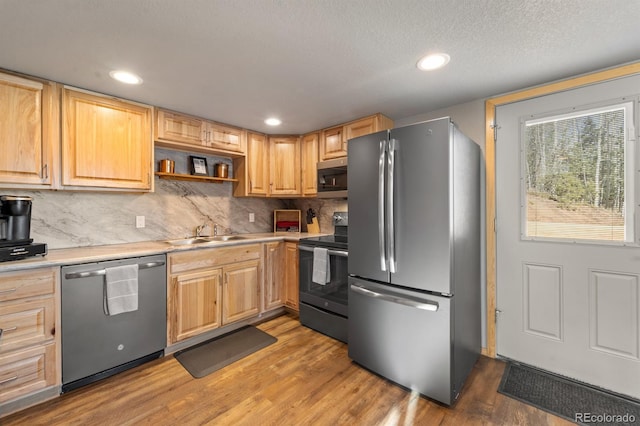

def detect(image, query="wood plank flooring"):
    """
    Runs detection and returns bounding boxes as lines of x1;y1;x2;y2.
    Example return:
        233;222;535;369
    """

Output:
3;314;572;425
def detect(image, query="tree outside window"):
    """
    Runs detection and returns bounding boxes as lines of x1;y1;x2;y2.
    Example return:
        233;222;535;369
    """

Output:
523;102;634;242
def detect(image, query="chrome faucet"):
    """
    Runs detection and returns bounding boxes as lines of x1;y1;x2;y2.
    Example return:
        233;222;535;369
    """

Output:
213;224;219;236
196;223;206;237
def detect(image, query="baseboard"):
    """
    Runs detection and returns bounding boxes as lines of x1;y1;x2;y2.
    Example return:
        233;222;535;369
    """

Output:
0;385;61;418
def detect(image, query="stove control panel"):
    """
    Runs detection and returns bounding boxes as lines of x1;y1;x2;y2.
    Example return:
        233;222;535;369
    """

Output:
332;211;348;226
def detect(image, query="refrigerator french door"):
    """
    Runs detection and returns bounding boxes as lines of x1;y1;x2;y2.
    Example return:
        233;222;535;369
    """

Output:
347;117;481;405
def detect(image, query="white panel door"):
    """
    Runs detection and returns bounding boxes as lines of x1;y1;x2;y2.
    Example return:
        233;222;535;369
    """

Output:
496;75;640;399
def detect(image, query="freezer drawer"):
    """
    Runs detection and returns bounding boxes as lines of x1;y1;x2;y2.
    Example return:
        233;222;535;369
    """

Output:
348;277;456;405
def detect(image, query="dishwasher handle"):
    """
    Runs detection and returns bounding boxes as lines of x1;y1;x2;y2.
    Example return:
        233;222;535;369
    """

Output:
64;261;165;280
350;283;439;312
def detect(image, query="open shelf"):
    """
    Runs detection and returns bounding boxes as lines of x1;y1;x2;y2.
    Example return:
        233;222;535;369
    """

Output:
155;172;238;184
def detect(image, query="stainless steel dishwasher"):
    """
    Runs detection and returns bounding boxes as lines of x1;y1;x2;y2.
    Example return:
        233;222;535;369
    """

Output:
61;253;167;392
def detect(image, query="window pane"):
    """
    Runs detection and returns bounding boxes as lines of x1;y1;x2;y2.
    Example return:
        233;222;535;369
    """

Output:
524;105;629;242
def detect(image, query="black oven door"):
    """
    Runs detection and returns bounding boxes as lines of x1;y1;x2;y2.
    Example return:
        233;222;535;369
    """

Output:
299;245;348;317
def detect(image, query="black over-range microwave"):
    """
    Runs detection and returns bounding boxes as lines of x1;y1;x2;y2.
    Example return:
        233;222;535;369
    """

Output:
317;158;347;198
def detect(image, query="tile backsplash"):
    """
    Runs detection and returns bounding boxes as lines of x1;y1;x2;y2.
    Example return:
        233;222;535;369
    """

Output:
2;148;348;249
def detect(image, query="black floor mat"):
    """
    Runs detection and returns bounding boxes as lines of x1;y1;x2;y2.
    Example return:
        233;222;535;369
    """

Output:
174;325;277;378
498;362;640;425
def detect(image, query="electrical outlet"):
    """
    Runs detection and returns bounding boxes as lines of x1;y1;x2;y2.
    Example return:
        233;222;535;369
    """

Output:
249;213;255;223
136;216;145;228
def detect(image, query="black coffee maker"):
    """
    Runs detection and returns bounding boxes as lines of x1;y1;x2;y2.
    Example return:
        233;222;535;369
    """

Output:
0;195;47;261
0;195;33;245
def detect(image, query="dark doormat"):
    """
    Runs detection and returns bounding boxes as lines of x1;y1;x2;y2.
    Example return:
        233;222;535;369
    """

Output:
174;325;277;378
498;362;640;425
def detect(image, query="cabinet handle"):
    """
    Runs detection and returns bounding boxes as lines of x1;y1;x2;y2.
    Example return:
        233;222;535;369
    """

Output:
0;326;17;341
0;288;17;295
0;376;18;386
41;163;48;179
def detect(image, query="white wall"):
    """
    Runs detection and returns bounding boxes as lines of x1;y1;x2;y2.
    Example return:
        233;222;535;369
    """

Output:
395;99;488;347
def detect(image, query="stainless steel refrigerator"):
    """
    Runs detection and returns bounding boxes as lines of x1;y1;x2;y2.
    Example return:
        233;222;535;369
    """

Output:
347;117;481;405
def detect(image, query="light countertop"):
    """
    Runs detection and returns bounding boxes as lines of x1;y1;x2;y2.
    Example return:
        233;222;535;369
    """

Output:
0;232;329;273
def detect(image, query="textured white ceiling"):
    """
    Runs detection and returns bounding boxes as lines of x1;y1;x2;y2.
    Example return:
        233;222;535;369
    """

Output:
1;0;639;134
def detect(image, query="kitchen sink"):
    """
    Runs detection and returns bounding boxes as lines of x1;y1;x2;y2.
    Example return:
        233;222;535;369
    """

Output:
206;235;248;241
165;238;212;245
165;235;249;246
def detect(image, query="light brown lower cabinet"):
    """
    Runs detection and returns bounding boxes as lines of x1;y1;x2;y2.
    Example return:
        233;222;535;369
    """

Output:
264;242;285;311
0;267;60;406
222;260;260;324
284;242;299;311
171;268;222;342
167;244;262;344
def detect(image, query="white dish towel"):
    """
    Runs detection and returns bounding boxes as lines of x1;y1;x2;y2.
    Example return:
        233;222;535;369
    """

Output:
104;264;139;316
312;247;331;285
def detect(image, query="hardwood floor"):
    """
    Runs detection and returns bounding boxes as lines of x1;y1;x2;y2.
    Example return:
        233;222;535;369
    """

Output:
3;314;572;425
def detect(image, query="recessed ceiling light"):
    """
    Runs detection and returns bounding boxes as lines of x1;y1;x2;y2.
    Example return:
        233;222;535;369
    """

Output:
265;118;282;126
416;53;450;71
109;70;143;85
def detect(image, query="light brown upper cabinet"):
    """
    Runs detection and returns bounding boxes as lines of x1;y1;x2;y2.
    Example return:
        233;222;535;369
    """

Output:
155;109;204;147
234;134;302;197
207;122;245;154
301;132;319;197
233;132;269;197
269;136;301;196
62;88;153;190
320;125;345;161
320;113;394;161
0;72;58;188
155;108;245;157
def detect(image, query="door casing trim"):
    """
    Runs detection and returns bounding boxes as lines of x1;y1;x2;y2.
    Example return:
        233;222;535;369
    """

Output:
484;61;640;357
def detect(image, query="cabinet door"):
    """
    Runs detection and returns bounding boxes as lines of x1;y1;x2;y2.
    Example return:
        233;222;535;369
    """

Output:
264;242;284;311
62;88;152;190
284;242;299;311
205;122;245;154
346;114;394;140
345;116;376;140
155;109;205;146
171;268;222;343
320;125;346;160
222;260;260;324
247;132;269;195
269;136;301;196
301;132;318;197
0;73;56;187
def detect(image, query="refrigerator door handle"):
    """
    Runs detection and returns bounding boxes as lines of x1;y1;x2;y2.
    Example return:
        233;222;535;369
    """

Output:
351;283;439;312
387;138;397;273
378;139;387;271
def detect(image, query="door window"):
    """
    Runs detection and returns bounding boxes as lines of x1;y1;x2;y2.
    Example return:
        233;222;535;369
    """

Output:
522;100;636;243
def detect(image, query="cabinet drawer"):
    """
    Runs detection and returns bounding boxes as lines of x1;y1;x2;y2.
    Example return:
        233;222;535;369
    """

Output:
0;267;57;303
169;244;261;274
0;297;55;354
0;343;56;404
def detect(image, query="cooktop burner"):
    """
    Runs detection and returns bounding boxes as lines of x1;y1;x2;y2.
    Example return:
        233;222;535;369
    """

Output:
299;234;347;250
